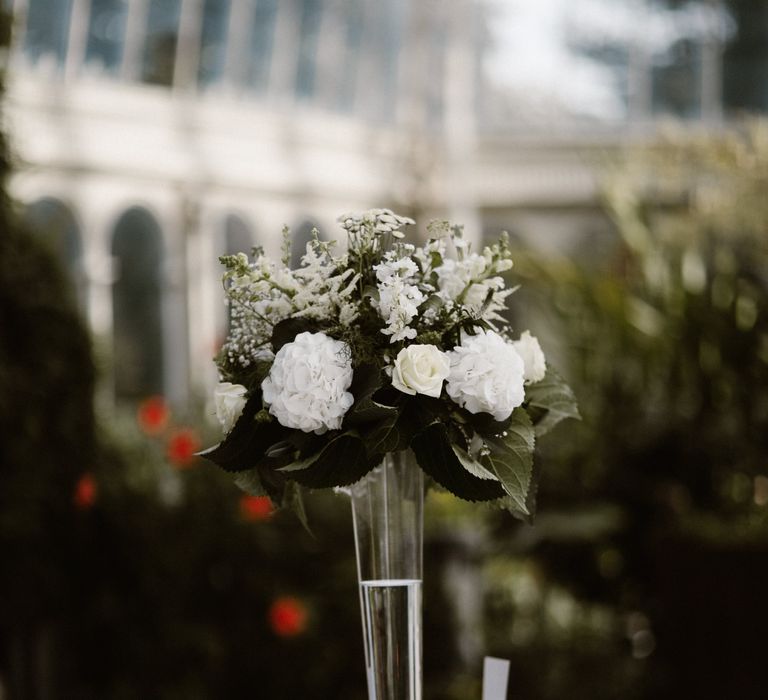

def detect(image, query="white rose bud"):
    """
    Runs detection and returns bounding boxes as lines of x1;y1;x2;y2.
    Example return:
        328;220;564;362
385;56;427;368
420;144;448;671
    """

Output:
512;330;547;384
391;344;450;398
214;382;248;433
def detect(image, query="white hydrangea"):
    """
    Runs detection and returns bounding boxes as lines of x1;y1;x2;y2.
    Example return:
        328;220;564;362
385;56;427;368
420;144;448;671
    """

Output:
512;331;547;384
445;330;526;421
214;382;248;433
261;332;354;434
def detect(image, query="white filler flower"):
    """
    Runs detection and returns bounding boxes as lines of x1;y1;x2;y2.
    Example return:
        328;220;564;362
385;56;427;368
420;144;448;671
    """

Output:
261;331;354;434
446;330;525;421
214;382;248;433
391;344;450;398
512;330;547;384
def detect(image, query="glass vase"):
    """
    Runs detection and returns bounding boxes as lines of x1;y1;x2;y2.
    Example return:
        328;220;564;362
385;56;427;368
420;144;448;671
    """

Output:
350;450;424;700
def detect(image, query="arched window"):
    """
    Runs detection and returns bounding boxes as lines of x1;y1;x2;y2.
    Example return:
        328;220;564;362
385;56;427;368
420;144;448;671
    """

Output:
23;197;86;308
290;219;317;269
223;213;253;256
220;214;254;335
111;207;164;400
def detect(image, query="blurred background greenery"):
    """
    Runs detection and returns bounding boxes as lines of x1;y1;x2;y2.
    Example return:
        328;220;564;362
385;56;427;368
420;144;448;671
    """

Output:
2;1;768;699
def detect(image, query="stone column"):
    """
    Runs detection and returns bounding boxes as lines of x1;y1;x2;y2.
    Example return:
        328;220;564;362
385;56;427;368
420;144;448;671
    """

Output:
312;0;347;110
121;0;149;82
700;0;724;123
442;0;481;244
173;0;204;91
268;0;300;101
64;0;91;81
162;193;193;405
222;0;253;90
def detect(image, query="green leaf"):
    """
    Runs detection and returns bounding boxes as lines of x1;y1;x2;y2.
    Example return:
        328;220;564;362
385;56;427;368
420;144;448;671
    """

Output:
197;394;289;472
271;317;320;354
452;444;499;481
282;481;312;535
524;368;580;437
278;432;377;488
232;468;268;496
346;364;399;426
481;408;535;518
478;286;495;315
368;406;417;457
417;294;445;315
411;422;505;502
462;408;513;437
362;284;380;302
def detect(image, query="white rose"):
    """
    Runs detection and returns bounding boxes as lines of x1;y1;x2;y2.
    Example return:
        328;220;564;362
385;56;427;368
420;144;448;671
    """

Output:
512;330;547;384
261;331;354;434
445;330;525;421
214;382;248;433
391;344;450;398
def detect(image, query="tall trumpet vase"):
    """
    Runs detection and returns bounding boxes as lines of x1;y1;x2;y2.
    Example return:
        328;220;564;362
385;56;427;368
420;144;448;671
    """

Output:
350;450;424;700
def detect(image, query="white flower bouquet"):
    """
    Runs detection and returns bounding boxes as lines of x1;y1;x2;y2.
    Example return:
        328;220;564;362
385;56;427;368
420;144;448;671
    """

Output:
201;210;578;520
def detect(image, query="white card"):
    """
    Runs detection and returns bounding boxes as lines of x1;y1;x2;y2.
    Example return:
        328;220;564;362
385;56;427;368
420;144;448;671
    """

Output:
482;656;510;700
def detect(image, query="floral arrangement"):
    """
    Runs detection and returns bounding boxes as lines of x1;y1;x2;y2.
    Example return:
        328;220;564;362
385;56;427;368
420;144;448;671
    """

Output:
201;210;578;521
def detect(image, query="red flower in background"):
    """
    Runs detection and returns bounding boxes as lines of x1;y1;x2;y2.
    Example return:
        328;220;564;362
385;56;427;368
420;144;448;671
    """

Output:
137;396;170;435
73;473;97;509
240;495;273;522
269;596;308;637
166;428;201;468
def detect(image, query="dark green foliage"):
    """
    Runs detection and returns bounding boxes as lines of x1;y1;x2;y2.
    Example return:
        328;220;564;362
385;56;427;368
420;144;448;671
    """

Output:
485;125;768;699
0;29;99;696
412;422;506;502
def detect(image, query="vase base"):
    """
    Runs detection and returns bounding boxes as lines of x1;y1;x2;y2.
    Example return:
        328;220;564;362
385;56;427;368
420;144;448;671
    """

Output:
360;579;422;700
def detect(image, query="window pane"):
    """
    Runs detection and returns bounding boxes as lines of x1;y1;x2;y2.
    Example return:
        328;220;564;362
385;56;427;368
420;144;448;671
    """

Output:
291;220;316;269
23;0;74;69
198;0;230;87
142;0;182;86
224;214;252;255
112;208;165;399
337;4;363;111
652;39;701;118
85;0;128;75
24;198;86;308
247;0;278;91
295;0;322;99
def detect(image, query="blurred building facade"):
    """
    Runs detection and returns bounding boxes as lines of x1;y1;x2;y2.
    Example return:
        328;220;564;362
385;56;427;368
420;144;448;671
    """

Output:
2;0;744;404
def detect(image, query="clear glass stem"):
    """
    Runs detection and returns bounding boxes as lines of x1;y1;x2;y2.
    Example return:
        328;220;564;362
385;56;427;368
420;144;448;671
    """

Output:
350;450;424;700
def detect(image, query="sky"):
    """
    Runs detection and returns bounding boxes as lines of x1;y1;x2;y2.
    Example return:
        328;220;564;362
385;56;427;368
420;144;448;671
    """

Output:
485;0;735;120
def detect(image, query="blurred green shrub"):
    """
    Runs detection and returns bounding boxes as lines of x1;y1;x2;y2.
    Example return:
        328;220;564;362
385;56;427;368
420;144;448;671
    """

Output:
483;122;768;700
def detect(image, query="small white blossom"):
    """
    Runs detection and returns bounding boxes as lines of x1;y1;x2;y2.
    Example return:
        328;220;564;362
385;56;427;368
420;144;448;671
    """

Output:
391;345;450;398
261;332;354;434
373;254;424;343
435;254;511;323
338;209;415;236
445;330;525;421
512;331;547;384
375;255;419;282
